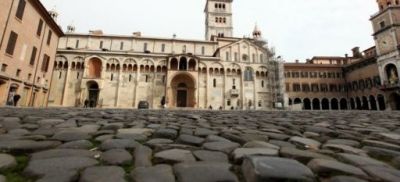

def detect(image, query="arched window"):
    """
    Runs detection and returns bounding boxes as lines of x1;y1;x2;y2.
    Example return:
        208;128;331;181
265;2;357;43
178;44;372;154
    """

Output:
88;57;102;78
244;67;254;81
215;17;219;23
222;4;226;9
182;45;187;53
261;80;265;88
385;64;398;84
179;57;187;70
223;17;226;23
170;58;178;70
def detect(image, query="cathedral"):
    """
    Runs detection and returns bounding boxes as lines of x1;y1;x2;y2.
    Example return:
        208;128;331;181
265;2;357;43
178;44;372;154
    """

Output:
47;0;285;109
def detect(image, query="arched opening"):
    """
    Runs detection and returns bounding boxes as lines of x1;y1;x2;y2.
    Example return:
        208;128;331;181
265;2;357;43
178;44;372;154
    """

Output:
389;93;400;110
303;98;311;110
356;97;362;110
369;95;377;110
170;58;178;70
312;98;320;110
6;83;18;106
340;99;348;110
294;98;302;105
377;94;386;110
88;57;102;78
179;57;187;71
385;64;399;84
170;73;196;108
87;81;100;108
188;59;196;71
331;98;339;110
350;98;355;110
321;98;329;110
362;96;369;110
288;98;292;106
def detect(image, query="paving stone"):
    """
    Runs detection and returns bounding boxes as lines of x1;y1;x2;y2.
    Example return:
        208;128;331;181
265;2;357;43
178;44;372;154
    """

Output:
100;139;140;150
269;140;296;148
326;139;360;147
57;140;93;149
23;156;99;178
80;166;126;182
194;128;218;137
280;147;335;164
362;146;400;160
205;135;231;143
243;141;280;149
232;148;278;162
131;165;175;182
177;134;205;146
289;136;321;150
153;128;178;139
36;171;77;182
328;176;367;182
101;149;132;165
337;153;390;168
307;158;368;178
202;141;240;153
174;162;238;182
193;150;229;162
154;149;196;164
0;140;61;152
117;128;153;137
362;165;400;182
31;149;99;160
0;175;5;182
134;145;152;167
242;156;315;182
52;131;91;142
0;153;17;171
362;140;400;151
393;156;400;169
322;144;366;155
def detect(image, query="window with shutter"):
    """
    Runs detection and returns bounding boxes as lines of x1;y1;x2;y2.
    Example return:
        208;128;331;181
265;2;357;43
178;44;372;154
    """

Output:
16;0;26;20
6;31;18;55
37;20;43;36
29;47;37;65
41;54;50;72
47;31;52;45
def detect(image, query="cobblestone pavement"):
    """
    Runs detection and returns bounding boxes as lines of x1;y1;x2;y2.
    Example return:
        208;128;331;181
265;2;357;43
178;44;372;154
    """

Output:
0;108;400;182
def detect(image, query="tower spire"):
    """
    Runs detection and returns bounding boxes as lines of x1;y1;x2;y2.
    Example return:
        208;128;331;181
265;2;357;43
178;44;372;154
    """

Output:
205;0;234;41
252;23;262;40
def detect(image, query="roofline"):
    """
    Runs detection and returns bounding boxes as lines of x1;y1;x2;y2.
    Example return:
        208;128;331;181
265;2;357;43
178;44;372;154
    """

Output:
64;33;217;44
30;0;64;36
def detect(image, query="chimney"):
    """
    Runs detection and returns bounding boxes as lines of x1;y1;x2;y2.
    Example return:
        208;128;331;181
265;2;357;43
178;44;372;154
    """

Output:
295;59;299;63
89;30;103;35
133;32;142;37
352;47;362;58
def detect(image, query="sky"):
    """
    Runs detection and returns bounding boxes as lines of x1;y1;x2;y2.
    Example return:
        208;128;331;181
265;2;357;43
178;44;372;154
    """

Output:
40;0;378;62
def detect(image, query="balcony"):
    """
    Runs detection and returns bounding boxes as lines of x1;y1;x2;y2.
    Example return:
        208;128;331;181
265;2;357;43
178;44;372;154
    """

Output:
380;81;400;91
230;89;239;97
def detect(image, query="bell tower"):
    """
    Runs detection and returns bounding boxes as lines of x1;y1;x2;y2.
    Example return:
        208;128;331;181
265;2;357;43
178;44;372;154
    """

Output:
205;0;233;41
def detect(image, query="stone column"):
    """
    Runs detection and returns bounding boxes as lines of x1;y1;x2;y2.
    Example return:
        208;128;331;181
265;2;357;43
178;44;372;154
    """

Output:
115;69;122;107
61;68;71;106
223;69;227;109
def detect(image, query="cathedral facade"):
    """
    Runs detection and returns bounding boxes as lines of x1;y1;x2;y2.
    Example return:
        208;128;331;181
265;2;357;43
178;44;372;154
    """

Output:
48;0;285;110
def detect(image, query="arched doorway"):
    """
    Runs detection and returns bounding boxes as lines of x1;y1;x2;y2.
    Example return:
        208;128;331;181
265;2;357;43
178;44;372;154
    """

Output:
294;98;302;105
385;64;399;85
362;96;369;110
369;96;377;110
322;98;329;110
303;98;311;110
312;98;320;110
331;98;339;110
170;73;195;108
88;57;102;78
87;81;100;108
350;98;355;110
389;93;400;110
356;97;362;110
6;83;18;106
340;98;348;110
377;94;386;110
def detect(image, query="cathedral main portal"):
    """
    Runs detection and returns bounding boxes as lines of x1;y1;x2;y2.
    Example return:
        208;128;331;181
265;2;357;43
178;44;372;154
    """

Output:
169;73;196;108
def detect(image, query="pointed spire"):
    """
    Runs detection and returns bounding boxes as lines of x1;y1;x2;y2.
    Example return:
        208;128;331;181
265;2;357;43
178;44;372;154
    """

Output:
48;5;58;22
67;21;76;33
252;22;262;39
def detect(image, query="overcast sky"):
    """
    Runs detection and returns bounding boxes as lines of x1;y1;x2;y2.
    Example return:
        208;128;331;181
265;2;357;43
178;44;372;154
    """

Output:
40;0;378;62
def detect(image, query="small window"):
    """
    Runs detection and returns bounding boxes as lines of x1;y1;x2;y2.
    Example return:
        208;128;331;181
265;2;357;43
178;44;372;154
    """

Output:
75;40;80;48
16;0;26;20
213;79;217;87
227;99;231;106
99;41;103;49
1;64;7;72
58;72;62;79
47;30;52;45
37;19;44;36
144;43;148;52
129;74;132;82
182;45;186;53
201;46;205;55
261;80;264;88
6;31;18;55
16;69;21;77
145;75;150;82
380;21;386;29
77;72;80;79
258;100;262;107
111;74;114;81
120;42;124;50
29;47;37;65
28;73;32;80
161;44;165;52
226;52;229;61
234;52;238;61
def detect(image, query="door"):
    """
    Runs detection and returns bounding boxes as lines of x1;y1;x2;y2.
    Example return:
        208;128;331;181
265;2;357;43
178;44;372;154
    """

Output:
177;90;187;107
88;89;99;108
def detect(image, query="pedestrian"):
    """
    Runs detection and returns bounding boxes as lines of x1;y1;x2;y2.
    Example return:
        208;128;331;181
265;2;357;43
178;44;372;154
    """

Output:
161;96;166;109
13;94;21;107
84;99;89;108
208;105;213;110
219;106;223;110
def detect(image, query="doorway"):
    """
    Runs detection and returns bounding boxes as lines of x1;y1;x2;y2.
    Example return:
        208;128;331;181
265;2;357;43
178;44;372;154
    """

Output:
87;81;100;108
389;93;400;110
177;90;187;107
